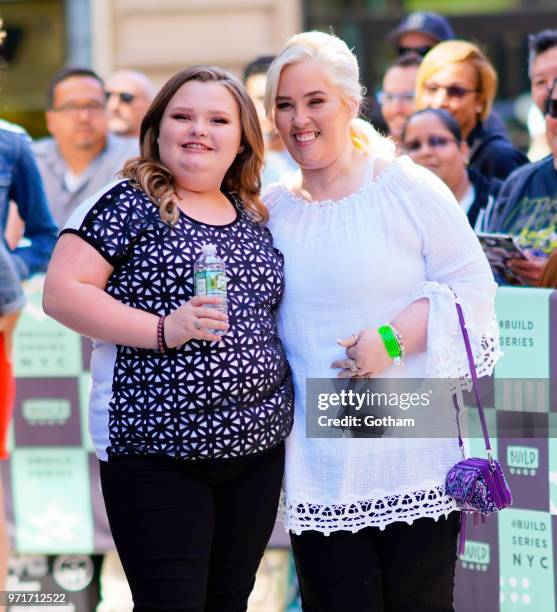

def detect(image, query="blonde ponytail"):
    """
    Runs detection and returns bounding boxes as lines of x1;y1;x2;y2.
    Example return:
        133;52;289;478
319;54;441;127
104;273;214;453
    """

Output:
350;118;395;159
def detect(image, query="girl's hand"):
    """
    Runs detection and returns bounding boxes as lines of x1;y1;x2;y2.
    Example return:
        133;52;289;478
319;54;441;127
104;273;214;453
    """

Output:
331;329;391;378
164;295;229;347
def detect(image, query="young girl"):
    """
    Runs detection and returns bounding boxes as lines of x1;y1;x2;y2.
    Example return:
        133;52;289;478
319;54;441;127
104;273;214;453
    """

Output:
44;66;293;611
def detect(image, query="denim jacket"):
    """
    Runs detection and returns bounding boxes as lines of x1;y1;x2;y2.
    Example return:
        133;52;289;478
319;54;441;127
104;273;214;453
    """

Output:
0;237;25;313
0;119;57;289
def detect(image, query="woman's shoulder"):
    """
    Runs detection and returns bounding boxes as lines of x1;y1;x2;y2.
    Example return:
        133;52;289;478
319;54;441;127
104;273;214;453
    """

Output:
63;179;151;231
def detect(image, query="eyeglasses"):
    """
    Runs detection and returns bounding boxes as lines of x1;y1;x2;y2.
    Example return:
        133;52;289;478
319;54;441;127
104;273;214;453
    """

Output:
546;98;557;119
424;83;479;99
51;102;105;115
105;91;136;104
397;45;432;57
403;135;457;152
377;91;415;105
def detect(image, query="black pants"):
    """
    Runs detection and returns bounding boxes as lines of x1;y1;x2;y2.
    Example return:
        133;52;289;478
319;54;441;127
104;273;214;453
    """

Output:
99;442;285;612
291;512;461;612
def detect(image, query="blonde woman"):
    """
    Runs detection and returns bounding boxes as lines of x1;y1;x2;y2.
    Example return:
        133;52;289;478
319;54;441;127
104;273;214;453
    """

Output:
415;40;527;181
263;31;500;611
43;66;293;611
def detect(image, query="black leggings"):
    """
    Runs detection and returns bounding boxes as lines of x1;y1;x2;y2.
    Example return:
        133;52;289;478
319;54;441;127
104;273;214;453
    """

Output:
99;442;285;612
290;512;461;612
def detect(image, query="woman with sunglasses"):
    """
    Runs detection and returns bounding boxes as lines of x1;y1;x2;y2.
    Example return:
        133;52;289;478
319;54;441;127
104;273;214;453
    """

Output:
402;108;501;231
415;40;527;181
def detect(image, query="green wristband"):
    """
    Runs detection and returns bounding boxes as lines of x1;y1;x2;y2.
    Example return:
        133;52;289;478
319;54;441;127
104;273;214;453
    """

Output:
377;324;403;364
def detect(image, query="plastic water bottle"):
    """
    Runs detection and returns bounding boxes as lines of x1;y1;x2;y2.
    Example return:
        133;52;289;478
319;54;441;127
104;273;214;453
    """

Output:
193;244;227;335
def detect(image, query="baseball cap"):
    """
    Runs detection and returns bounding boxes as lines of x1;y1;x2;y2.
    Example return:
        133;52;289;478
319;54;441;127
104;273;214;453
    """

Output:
388;12;455;46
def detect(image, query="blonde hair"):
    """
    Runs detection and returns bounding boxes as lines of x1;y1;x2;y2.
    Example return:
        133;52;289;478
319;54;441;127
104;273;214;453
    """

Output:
264;31;394;159
415;40;497;122
122;66;267;225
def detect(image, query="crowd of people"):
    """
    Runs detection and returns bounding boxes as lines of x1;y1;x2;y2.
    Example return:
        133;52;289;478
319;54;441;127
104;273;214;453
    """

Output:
0;9;556;612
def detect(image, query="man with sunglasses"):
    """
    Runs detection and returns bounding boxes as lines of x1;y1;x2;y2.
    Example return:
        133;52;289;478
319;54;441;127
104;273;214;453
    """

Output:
105;70;156;138
32;67;138;226
388;11;455;58
487;77;557;286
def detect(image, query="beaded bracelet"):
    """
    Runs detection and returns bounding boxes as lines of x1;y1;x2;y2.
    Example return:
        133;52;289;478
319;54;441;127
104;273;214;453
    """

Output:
377;324;404;366
157;315;168;353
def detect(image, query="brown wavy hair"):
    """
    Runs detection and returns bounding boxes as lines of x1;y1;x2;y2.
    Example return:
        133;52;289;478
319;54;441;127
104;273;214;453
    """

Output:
122;65;267;225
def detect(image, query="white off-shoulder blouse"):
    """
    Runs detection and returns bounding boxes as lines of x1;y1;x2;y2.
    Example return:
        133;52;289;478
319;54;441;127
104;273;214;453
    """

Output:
263;154;501;535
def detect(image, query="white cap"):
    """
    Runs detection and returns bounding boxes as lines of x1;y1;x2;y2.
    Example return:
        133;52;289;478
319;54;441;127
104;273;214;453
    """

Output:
201;244;217;255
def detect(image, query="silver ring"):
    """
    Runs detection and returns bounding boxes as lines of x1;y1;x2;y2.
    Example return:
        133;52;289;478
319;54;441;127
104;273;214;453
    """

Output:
349;358;358;372
194;321;202;330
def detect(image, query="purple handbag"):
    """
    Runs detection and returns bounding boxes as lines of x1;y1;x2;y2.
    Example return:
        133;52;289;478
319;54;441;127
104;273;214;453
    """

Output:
445;301;512;554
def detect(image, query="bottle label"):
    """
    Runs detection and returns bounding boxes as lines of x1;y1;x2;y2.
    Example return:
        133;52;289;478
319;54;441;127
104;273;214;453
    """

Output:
194;271;226;296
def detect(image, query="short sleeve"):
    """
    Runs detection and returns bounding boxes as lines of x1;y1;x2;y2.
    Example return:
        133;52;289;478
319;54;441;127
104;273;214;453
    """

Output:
396;158;501;379
61;180;155;266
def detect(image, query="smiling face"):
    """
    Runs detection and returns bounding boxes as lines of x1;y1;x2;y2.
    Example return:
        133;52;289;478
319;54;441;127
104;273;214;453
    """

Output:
420;61;482;138
273;60;355;170
403;112;468;194
157;79;242;192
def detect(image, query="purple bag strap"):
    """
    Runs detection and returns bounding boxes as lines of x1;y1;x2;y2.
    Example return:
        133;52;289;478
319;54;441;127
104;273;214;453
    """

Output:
454;300;493;455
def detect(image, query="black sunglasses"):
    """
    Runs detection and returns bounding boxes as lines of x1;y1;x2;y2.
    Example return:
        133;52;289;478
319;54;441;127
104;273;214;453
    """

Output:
403;135;457;152
105;91;136;104
397;45;432;57
545;78;557;118
424;83;479;100
546;98;557;119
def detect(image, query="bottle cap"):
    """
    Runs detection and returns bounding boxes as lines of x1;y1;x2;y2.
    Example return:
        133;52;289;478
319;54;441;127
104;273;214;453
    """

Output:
201;244;217;255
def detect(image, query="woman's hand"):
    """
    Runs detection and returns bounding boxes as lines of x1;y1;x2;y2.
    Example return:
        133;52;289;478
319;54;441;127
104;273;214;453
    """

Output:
331;329;392;378
164;295;229;347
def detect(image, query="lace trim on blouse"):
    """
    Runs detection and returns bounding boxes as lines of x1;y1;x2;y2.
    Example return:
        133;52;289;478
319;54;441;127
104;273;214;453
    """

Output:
283;484;458;535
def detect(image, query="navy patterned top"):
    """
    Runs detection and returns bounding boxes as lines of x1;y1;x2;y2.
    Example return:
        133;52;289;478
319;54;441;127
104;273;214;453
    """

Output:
62;179;293;461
